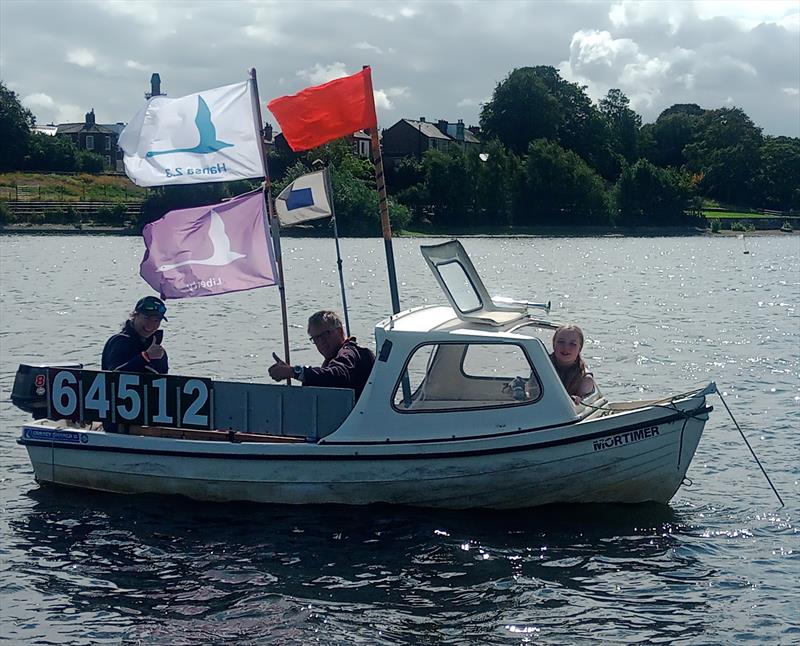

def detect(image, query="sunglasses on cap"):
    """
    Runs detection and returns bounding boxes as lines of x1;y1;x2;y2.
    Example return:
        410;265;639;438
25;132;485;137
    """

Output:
135;297;168;319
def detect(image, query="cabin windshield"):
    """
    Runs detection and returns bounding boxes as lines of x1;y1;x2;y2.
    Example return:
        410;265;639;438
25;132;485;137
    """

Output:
393;342;542;412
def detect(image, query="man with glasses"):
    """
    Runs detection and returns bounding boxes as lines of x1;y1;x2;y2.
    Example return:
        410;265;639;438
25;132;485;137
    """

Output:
102;296;169;375
268;310;375;401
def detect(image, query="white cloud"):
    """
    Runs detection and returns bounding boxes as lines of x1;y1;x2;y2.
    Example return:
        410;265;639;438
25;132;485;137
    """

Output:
297;62;349;85
369;5;419;21
373;90;394;110
125;60;147;71
457;97;489;108
373;87;408;110
569;29;639;68
99;0;159;25
354;41;384;54
67;47;96;68
782;87;800;96
22;92;83;124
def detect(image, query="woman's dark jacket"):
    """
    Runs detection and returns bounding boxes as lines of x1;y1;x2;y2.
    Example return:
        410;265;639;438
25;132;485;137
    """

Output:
101;321;169;374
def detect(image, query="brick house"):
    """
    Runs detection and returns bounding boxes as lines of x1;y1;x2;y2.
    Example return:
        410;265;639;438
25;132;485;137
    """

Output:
55;109;124;171
434;119;481;153
381;117;454;166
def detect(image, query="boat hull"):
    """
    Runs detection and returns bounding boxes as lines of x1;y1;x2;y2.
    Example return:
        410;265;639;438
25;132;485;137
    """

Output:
19;400;710;509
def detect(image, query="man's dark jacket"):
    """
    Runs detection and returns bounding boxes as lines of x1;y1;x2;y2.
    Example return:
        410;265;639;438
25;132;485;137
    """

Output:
302;339;374;400
101;321;169;374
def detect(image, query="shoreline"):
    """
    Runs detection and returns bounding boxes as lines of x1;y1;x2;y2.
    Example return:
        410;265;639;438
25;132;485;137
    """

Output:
0;224;795;238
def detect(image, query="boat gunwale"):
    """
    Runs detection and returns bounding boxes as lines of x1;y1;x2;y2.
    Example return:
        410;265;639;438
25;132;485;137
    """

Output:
18;404;712;461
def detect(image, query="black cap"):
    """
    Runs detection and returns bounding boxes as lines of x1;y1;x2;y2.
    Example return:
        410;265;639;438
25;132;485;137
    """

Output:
134;296;168;321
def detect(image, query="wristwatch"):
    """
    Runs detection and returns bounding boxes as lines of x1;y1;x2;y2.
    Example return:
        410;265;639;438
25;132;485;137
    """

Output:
292;365;304;381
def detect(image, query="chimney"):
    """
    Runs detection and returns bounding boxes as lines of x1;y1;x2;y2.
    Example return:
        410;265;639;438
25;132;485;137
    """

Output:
436;119;448;136
146;73;164;99
419;117;426;123
264;122;273;141
85;109;95;126
456;119;465;140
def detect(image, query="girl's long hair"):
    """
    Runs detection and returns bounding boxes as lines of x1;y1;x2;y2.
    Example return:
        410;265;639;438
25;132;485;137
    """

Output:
550;325;587;396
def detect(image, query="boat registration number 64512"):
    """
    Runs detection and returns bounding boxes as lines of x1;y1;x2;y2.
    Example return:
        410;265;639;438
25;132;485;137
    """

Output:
47;368;213;430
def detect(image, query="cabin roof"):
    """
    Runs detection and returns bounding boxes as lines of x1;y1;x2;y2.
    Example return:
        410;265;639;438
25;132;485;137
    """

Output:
377;305;531;339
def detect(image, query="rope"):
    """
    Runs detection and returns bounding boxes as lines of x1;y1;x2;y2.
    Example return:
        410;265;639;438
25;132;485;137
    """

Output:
713;386;785;508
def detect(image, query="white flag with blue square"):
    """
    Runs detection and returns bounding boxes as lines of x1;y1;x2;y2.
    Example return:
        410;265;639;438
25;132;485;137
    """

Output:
274;170;332;227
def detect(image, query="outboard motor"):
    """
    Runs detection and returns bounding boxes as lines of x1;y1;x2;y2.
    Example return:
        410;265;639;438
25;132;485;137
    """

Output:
11;362;83;419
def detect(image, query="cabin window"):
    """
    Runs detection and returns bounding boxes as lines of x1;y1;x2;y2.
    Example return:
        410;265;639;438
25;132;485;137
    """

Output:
393;342;541;412
437;261;481;312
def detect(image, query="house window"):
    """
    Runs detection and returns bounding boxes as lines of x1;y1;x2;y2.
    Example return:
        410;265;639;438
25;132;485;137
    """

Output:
360;140;370;157
393;342;540;411
105;136;111;150
105;155;112;166
85;135;94;150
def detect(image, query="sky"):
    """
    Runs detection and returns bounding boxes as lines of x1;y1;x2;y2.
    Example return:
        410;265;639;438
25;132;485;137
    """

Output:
1;0;798;137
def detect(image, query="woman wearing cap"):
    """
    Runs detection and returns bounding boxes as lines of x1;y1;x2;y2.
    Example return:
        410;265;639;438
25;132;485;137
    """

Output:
101;296;169;374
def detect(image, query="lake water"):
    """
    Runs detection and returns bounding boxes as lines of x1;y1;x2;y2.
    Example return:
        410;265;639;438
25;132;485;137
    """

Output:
0;234;797;644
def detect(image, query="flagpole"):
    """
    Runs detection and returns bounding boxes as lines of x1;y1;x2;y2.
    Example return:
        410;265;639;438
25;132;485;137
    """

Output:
363;66;402;316
249;68;292;378
322;166;351;336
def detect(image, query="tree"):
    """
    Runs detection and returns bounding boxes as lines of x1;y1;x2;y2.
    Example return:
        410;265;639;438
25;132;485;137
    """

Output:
518;139;609;225
612;159;695;225
684;107;763;205
479;68;562;154
473;139;522;226
641;110;701;168
479;66;612;178
757;136;800;210
0;82;35;171
422;148;475;226
599;88;642;166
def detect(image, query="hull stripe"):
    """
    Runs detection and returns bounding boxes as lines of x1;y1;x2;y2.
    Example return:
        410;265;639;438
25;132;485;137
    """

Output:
18;406;711;462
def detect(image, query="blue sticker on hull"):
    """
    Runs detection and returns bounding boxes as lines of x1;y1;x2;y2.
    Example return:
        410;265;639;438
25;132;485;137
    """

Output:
23;428;82;443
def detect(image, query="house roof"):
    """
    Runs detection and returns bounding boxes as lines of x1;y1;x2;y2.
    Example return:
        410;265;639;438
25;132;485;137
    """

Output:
56;122;119;135
401;119;452;141
463;129;480;144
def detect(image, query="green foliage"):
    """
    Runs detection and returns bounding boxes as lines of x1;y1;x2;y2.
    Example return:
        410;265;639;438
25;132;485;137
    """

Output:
612;159;695;225
0;201;11;225
0;82;35;172
94;203;128;226
641;110;702;168
25;134;81;171
730;220;755;232
519;139;609;225
480;67;562;155
42;206;79;224
599;89;642;166
76;149;106;173
756;136;800;210
684;108;763;205
473;139;522;226
421;148;474;226
709;218;721;233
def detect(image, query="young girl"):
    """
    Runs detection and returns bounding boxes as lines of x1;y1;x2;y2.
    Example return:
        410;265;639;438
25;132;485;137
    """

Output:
550;325;595;402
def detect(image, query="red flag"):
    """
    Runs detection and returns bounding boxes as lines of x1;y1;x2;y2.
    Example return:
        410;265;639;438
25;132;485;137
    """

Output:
267;67;378;152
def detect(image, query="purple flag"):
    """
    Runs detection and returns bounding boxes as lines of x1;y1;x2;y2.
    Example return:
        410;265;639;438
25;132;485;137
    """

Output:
140;192;277;299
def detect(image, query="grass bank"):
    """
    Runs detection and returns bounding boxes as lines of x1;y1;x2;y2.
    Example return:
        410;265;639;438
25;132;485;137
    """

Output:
0;172;146;202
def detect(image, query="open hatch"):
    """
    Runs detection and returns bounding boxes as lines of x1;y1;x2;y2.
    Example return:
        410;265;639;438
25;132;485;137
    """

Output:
420;240;540;326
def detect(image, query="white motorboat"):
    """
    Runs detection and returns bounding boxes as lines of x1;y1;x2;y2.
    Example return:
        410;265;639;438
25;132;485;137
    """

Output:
12;241;713;509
